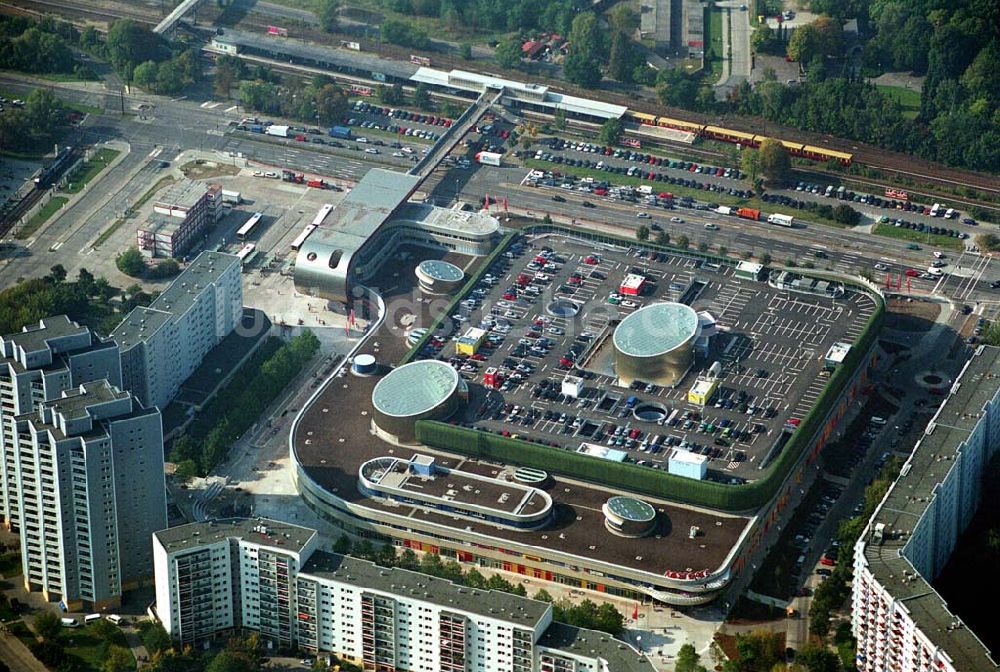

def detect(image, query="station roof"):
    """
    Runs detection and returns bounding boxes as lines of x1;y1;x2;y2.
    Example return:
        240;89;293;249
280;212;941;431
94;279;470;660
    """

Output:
613;302;698;357
372;360;460;418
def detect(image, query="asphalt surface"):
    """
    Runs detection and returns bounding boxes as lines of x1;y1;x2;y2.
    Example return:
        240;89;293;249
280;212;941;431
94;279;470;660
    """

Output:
715;1;753;99
3;73;998;320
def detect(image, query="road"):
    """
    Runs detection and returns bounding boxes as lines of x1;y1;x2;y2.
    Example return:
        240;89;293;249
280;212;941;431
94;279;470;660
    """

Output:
4;73;999;320
0;629;46;672
715;2;753;99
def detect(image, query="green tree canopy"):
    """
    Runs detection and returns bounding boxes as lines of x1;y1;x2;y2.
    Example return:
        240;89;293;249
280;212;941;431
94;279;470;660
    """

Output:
33;612;62;641
116;247;146;277
563;12;604;88
597;117;624;145
494;37;523;69
758;138;792;187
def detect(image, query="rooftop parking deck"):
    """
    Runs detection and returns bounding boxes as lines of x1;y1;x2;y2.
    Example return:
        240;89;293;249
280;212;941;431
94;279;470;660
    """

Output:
292;244;749;579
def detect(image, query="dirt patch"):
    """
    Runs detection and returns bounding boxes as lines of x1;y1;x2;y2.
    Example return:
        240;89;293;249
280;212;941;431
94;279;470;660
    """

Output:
885;298;940;332
180;161;240;180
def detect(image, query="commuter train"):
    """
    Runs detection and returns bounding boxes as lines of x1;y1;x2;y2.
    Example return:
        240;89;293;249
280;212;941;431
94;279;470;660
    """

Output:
625;111;853;166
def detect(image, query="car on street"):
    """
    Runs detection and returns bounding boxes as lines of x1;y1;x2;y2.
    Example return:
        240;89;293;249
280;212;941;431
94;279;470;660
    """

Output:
670;216;683;223
636;212;651;219
874;263;889;271
904;268;920;277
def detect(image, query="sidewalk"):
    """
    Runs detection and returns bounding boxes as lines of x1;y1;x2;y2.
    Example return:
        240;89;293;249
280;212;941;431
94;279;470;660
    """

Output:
122;625;149;667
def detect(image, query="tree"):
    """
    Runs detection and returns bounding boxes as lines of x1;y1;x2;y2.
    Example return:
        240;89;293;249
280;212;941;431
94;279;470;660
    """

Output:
315;84;348;126
597;117;623;146
676;643;708;672
758;138;791;187
494;37;523;69
155;59;185;95
459;43;473;60
676;234;690;248
976;233;1000;252
332;534;352;554
413;83;431;110
608;31;637;82
760;252;772;265
48;264;67;283
608;3;639;35
175;459;198;481
205;652;245;672
33;611;61;641
103;645;134;672
797;643;842;672
533;589;554;602
142;623;172;655
636;224;650;241
751;23;775;53
553;108;567;131
106;20;162;80
214;55;243;98
655;231;670;246
133;60;158;91
740;148;761;184
833;203;860;225
116;247;146;277
563;12;604;88
396;548;419;571
317;0;339;32
150;258;180;279
380;83;405;105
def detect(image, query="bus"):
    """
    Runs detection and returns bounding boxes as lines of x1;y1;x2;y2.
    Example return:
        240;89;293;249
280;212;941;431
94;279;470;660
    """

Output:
290;224;317;252
312;203;335;226
236;243;256;266
236;212;263;240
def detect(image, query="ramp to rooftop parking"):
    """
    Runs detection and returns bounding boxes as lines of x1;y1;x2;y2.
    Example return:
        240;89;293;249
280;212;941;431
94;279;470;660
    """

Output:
409;88;503;181
154;0;205;34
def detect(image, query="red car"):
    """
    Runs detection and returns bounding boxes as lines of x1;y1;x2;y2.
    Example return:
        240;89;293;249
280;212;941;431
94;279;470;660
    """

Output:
503;292;516;301
820;555;837;567
470;353;487;361
905;268;920;277
583;255;599;265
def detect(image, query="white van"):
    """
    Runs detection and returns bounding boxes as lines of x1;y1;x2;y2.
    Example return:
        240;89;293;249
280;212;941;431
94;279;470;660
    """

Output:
107;614;124;626
84;614;102;624
61;618;80;628
926;267;943;277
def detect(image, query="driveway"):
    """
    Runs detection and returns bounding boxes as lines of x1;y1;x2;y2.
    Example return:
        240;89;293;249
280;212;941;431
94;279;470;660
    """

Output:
715;1;753;99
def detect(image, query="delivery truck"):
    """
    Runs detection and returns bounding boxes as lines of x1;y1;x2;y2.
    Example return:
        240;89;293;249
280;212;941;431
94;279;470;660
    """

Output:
265;125;290;138
329;125;352;139
475;151;502;166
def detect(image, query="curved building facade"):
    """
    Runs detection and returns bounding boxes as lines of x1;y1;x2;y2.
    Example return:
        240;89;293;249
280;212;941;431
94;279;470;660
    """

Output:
613;302;699;387
371;360;467;442
293;170;498;306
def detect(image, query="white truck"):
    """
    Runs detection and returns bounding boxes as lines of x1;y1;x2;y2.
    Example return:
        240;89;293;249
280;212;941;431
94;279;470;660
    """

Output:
222;189;242;205
265;125;290;138
715;206;733;216
637;185;653;195
475;151;502;166
767;213;795;227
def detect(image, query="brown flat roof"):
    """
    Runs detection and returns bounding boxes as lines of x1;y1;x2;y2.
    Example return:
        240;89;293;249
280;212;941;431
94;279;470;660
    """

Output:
294;247;748;577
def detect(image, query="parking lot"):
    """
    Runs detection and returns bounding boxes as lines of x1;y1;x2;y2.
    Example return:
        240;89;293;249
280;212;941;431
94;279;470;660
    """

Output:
420;233;876;482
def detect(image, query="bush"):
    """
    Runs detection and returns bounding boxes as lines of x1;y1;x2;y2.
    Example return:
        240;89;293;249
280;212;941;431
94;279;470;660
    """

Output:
115;247;146;277
149;258;180;279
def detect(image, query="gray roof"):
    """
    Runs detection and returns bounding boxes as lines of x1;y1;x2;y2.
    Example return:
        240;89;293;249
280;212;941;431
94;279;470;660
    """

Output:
862;346;1000;672
155;179;209;210
322;169;421;241
300;550;551;628
538;622;656;671
48;380;128;421
154;517;317;556
1;315;87;354
214;30;419;82
110;306;172;350
151;251;239;316
111;252;239;349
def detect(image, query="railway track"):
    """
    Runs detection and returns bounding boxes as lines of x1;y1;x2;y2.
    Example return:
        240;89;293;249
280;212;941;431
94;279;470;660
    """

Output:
17;0;1000;200
0;188;44;238
0;0;157;25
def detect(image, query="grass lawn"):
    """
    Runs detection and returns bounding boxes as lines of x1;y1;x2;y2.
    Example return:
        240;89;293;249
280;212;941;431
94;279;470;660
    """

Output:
876;84;921;120
62;621;134;672
705;6;725;80
64;148;120;194
0;87;102;117
8;619;35;649
17;196;68;239
873;222;964;251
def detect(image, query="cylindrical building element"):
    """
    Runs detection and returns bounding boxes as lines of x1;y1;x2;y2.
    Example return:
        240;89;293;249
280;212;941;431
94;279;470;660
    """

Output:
352;354;377;375
415;259;465;295
613;302;699;388
371;360;467;442
602;496;657;537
